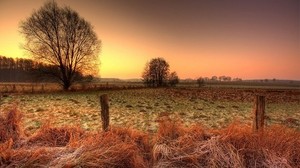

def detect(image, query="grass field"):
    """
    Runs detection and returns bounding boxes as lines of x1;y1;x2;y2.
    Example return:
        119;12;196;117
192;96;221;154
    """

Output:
1;86;300;167
1;87;299;135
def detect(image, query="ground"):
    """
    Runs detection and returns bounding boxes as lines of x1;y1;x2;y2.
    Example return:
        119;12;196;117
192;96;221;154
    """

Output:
0;87;300;135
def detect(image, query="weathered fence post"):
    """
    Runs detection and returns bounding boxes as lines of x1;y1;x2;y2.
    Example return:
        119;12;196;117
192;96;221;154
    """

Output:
41;84;45;92
252;95;265;132
12;84;16;92
100;94;110;131
31;85;34;93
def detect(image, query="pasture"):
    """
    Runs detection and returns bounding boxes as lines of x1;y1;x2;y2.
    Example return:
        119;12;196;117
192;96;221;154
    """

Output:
1;86;300;167
1;87;299;135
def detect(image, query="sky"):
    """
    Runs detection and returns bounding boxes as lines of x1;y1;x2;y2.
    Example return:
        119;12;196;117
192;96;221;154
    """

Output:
0;0;299;80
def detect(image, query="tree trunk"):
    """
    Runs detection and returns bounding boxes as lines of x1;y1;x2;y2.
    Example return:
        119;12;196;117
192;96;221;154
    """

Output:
100;94;110;131
252;95;265;132
63;80;71;91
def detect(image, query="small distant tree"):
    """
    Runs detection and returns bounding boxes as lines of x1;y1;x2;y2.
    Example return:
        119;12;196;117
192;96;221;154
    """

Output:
226;76;232;81
142;57;170;87
20;1;101;90
219;76;227;81
211;76;218;81
197;77;205;87
233;78;242;81
169;71;179;87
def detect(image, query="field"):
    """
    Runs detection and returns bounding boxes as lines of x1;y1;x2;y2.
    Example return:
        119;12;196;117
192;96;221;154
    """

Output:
1;87;300;135
1;86;300;167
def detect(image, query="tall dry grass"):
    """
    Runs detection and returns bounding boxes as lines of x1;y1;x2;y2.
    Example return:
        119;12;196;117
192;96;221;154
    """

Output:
0;109;299;167
0;108;23;144
0;109;151;168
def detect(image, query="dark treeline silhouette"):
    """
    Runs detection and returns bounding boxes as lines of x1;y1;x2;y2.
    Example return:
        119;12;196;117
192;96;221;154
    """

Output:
0;55;38;82
0;55;90;83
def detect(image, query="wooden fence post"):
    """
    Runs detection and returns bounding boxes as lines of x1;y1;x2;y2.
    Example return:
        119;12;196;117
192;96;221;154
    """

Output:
100;94;110;131
31;85;34;93
252;95;265;132
12;84;16;92
41;84;45;92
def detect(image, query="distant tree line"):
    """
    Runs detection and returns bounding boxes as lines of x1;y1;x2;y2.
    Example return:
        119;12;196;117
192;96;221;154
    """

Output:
197;76;242;82
141;57;246;88
196;76;242;87
0;55;38;82
0;55;92;83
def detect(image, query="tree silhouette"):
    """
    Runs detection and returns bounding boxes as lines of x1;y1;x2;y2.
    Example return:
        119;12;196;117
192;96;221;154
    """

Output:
20;1;101;90
142;57;170;87
196;77;205;87
169;71;179;87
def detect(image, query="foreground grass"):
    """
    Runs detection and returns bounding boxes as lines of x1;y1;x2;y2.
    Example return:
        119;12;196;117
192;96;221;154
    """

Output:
1;109;300;167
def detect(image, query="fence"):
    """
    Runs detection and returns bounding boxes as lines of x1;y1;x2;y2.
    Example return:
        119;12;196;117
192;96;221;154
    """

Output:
98;94;268;133
0;82;145;93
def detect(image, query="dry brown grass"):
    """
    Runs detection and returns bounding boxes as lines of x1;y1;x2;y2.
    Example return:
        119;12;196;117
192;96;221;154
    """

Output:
218;122;300;167
0;108;23;144
153;117;300;168
0;109;299;167
0;109;151;167
27;123;85;147
153;117;244;168
63;127;150;168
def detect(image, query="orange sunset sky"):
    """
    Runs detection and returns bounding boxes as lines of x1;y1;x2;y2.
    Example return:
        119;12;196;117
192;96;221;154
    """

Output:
0;0;299;80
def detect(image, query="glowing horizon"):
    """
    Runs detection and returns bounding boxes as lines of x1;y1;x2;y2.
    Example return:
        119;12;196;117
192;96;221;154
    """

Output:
0;0;299;80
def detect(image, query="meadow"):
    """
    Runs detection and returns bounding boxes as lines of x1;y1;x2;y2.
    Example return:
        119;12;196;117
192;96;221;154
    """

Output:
1;86;300;167
1;86;299;135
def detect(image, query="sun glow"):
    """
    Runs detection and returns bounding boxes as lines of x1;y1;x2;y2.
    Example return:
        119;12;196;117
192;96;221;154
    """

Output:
0;32;25;59
100;44;147;79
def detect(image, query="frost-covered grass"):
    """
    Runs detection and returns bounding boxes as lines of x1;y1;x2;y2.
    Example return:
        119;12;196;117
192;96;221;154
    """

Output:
0;88;299;134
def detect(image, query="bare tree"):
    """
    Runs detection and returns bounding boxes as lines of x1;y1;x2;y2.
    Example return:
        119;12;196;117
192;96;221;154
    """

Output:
20;1;101;90
142;61;152;87
211;76;218;81
169;71;179;87
197;77;205;87
142;57;170;87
